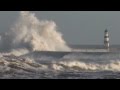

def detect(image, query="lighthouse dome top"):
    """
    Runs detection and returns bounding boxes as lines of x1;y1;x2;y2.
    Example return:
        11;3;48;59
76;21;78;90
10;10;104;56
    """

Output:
105;29;108;32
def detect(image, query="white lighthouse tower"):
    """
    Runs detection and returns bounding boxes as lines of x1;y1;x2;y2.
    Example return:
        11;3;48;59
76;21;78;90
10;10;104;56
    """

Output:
104;29;110;51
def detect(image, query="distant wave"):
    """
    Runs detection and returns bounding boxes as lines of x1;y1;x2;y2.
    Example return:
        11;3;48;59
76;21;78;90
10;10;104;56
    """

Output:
21;51;120;61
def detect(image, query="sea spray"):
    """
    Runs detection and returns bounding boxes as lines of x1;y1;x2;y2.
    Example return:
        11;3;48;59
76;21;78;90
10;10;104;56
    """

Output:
0;11;71;55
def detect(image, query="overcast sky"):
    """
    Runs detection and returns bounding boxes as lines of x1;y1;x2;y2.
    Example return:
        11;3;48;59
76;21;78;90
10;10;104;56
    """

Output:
0;11;120;45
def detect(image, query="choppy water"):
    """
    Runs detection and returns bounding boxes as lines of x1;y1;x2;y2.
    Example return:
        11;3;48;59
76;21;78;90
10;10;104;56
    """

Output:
0;45;120;79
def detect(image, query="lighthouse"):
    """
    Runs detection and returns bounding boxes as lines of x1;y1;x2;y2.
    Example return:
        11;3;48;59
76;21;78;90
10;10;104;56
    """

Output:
104;29;110;51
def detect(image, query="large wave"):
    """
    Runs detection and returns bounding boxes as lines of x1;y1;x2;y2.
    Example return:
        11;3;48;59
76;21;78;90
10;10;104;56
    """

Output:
0;11;71;55
18;51;120;72
0;52;119;79
1;54;120;72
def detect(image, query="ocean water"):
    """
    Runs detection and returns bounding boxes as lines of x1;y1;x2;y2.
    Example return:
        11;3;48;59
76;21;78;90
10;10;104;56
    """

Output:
0;11;119;79
0;45;120;79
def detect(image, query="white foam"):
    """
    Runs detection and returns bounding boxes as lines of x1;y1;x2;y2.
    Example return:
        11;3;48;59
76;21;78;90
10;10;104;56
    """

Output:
53;60;120;72
0;11;71;56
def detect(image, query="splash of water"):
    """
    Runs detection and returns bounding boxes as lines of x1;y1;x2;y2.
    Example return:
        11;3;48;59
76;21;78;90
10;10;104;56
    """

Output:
0;11;71;54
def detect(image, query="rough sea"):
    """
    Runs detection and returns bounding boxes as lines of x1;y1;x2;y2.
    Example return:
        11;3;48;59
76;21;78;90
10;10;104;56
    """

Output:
0;45;120;79
0;11;119;79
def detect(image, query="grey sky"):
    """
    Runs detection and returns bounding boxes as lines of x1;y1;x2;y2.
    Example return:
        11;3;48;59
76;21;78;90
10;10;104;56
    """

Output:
0;11;120;45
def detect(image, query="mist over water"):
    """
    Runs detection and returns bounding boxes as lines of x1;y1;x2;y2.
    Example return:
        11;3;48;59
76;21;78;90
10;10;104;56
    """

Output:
0;11;71;55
